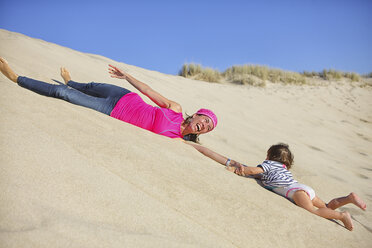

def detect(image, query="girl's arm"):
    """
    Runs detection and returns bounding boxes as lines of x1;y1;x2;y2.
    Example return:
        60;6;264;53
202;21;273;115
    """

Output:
108;65;182;113
238;166;264;176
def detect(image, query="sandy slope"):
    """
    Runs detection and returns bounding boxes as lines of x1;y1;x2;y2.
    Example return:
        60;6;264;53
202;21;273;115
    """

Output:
0;29;371;248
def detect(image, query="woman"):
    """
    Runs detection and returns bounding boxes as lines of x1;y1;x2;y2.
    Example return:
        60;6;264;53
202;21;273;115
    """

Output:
0;57;217;143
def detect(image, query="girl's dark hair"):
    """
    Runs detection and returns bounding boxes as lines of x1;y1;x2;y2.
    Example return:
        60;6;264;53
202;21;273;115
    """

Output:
267;143;294;169
182;115;200;143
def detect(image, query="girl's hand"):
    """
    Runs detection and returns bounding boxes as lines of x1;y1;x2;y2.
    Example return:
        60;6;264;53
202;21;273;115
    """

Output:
108;64;128;79
234;165;246;177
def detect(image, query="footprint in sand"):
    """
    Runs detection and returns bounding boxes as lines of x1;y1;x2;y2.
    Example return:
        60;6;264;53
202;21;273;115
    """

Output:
307;145;324;152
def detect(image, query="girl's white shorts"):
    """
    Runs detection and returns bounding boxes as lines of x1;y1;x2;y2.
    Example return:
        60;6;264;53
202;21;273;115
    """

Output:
273;183;316;201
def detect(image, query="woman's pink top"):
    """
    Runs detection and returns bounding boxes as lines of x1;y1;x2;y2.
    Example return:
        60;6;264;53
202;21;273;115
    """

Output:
110;92;184;138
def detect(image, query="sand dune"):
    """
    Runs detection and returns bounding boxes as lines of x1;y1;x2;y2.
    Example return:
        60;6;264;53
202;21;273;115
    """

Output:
0;29;371;248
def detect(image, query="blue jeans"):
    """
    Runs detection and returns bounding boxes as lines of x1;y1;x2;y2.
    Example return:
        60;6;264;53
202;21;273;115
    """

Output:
17;76;130;115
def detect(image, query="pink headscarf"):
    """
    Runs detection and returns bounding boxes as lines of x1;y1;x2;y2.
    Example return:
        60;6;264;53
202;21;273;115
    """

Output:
196;108;218;130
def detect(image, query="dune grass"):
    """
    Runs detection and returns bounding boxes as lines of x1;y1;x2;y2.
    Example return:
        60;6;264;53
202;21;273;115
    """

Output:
223;65;306;85
179;63;369;87
179;63;221;83
303;69;361;82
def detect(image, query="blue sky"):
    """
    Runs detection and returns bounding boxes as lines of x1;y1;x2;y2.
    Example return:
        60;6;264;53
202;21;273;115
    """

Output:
1;0;371;75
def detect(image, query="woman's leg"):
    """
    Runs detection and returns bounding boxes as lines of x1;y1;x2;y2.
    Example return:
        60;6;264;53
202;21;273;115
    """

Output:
1;59;119;115
292;190;353;231
67;81;130;98
326;192;366;210
0;57;18;83
17;76;115;115
61;67;130;98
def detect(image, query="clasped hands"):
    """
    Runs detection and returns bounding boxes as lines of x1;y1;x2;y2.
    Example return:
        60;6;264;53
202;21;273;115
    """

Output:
227;160;246;177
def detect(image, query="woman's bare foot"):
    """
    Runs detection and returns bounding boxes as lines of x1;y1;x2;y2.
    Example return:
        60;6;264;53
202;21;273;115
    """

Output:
0;57;19;83
60;67;71;84
348;192;367;210
341;212;353;231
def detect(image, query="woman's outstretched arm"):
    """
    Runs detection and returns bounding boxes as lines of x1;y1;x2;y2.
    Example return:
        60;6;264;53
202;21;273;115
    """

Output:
184;141;245;172
184;140;264;176
108;64;182;113
186;141;230;165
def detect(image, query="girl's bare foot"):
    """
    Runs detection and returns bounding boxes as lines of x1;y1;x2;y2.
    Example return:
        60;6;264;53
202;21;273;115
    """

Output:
341;212;353;231
348;192;367;210
0;57;19;83
60;67;71;84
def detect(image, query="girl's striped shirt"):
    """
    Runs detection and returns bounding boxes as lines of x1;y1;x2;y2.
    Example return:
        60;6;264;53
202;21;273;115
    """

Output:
257;160;297;189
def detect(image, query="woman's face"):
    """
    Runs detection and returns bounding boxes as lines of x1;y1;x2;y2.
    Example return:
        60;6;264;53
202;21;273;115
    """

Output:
188;114;214;134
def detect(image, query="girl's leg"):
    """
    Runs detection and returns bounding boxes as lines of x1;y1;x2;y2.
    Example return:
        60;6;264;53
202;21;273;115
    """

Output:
292;190;353;231
61;67;130;98
312;196;327;208
0;57;18;83
17;76;115;115
326;192;366;210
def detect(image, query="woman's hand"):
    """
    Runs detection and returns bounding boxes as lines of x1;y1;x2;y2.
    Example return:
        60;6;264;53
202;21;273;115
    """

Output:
108;64;128;79
228;160;246;176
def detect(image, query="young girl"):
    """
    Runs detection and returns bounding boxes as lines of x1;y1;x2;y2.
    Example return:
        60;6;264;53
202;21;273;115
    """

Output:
194;142;366;231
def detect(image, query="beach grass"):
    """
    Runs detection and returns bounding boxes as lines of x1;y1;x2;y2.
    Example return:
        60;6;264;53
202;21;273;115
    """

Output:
223;65;306;85
179;63;221;83
304;69;361;82
179;63;369;86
